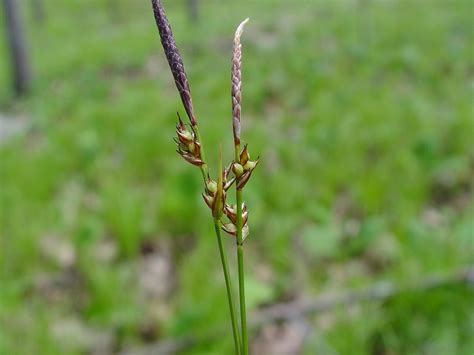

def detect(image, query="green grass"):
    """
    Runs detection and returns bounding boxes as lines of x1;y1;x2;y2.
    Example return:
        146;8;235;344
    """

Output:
1;0;473;354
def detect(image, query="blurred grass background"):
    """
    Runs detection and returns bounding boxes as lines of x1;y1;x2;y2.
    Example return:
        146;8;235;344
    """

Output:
0;0;473;354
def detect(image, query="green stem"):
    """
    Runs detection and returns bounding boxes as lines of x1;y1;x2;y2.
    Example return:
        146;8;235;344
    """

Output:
193;124;209;181
193;123;240;352
214;218;242;355
195;124;241;353
235;145;248;355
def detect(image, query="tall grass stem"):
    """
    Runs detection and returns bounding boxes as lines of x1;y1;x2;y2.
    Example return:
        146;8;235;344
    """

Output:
213;218;242;354
235;144;248;355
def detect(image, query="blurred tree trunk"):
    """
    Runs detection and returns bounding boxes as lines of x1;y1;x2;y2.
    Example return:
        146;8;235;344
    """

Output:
186;0;199;23
3;0;32;96
30;0;45;24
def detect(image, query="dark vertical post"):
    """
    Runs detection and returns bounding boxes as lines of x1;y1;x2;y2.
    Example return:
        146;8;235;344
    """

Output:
3;0;32;96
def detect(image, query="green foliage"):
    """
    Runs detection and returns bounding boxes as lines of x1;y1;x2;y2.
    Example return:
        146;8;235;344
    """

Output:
0;0;473;353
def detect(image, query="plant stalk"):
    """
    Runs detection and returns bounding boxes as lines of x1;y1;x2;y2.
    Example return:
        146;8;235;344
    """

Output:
235;144;248;355
195;124;240;353
193;124;209;181
213;218;242;355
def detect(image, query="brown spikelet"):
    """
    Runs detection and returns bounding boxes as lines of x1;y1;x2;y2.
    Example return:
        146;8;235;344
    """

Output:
231;18;249;146
175;112;204;166
151;0;196;126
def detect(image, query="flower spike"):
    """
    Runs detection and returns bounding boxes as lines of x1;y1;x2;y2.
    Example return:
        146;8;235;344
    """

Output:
151;0;197;125
231;18;249;146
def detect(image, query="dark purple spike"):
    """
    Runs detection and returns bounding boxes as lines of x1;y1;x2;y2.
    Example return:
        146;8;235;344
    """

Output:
151;0;196;125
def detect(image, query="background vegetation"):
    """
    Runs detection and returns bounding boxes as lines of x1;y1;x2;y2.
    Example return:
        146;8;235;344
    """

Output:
1;0;473;354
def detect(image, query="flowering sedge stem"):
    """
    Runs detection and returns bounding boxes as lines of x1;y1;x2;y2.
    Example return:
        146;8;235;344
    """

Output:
214;218;242;355
152;1;250;351
235;144;248;355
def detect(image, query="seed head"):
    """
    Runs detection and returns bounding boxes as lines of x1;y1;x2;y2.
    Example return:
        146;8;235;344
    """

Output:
231;18;249;146
175;113;204;166
234;144;259;190
201;148;238;217
151;0;196;125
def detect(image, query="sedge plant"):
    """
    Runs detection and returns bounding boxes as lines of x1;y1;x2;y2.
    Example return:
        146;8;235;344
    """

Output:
150;1;258;354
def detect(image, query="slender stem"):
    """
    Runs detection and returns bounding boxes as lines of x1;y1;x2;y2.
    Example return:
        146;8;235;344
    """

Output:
194;123;240;352
213;218;242;355
193;124;209;181
235;144;248;355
